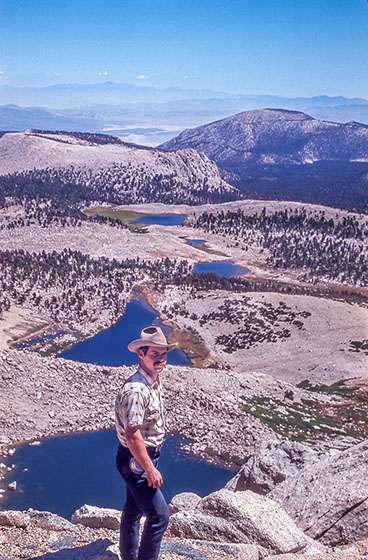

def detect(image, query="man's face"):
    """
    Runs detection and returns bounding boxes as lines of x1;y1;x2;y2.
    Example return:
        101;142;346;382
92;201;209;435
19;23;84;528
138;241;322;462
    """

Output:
138;345;168;378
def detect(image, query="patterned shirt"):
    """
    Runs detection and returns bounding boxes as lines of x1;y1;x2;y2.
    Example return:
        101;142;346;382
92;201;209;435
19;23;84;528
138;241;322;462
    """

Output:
115;367;167;449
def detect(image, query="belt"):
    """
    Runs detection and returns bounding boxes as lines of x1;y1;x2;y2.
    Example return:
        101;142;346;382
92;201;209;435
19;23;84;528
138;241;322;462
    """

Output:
118;444;161;456
148;445;162;454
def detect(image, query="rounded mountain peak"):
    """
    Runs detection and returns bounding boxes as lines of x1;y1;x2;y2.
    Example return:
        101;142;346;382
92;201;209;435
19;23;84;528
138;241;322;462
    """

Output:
226;108;314;124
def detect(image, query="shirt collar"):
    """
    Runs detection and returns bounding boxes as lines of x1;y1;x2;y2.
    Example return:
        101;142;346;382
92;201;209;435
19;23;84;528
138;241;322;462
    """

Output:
138;366;157;387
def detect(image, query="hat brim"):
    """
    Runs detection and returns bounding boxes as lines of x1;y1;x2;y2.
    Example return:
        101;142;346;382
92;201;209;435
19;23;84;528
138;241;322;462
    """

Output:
128;339;178;353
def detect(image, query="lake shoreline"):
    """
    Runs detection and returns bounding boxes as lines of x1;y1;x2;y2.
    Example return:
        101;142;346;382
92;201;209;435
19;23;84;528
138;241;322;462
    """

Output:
2;288;163;358
0;428;237;514
0;429;236;515
132;284;216;367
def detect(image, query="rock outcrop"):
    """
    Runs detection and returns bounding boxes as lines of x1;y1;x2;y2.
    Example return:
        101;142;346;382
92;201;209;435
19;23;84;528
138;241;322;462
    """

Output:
0;508;75;531
226;438;368;547
225;439;325;494
2;503;368;559
168;492;201;515
168;488;322;556
71;504;122;530
0;509;30;528
269;439;368;546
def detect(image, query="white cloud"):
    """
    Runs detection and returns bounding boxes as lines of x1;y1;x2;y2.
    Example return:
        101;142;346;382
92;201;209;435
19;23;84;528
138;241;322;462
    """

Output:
0;71;4;75
136;74;149;80
99;71;109;76
183;75;189;80
52;71;60;76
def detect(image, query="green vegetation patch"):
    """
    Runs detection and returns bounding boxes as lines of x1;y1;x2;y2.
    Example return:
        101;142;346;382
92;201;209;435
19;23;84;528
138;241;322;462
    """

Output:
297;379;358;395
184;239;228;257
295;379;368;434
84;207;148;229
83;206;148;230
296;379;368;404
241;394;366;443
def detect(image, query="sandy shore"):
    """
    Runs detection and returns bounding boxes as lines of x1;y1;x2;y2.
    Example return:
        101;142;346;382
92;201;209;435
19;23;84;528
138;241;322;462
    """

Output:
0;306;51;350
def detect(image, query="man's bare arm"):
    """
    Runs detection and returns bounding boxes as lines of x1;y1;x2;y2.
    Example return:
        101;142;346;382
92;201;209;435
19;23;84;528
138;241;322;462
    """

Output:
125;425;163;489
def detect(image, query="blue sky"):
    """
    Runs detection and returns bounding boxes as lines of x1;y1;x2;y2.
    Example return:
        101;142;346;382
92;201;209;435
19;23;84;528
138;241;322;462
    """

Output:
0;0;367;98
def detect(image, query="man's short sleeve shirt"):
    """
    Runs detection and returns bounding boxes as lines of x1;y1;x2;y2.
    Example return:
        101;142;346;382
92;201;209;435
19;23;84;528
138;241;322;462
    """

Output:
115;368;166;449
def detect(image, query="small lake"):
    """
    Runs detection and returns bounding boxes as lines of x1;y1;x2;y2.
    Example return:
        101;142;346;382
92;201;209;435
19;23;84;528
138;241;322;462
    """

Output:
193;260;250;278
58;299;191;367
188;239;207;245
2;431;233;519
131;214;186;226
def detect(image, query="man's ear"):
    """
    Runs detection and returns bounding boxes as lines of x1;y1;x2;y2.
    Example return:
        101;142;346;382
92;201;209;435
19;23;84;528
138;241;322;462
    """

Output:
137;348;144;359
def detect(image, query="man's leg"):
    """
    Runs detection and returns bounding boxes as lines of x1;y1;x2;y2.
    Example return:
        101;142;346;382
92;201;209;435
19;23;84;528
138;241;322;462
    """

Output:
120;485;142;560
125;478;169;560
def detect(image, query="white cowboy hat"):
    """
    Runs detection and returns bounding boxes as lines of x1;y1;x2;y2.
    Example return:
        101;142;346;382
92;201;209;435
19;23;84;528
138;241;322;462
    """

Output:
127;326;178;353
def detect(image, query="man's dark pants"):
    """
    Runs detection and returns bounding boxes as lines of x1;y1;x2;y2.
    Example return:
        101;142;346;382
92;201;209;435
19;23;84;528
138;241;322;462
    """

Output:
116;444;169;560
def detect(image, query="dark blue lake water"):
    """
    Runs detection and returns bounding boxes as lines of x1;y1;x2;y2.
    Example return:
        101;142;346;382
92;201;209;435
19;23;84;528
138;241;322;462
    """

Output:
58;299;191;367
193;261;250;278
132;214;186;226
2;431;233;519
188;239;206;245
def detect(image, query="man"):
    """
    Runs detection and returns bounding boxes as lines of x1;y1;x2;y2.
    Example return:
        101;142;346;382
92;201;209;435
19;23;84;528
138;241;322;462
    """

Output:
115;325;177;560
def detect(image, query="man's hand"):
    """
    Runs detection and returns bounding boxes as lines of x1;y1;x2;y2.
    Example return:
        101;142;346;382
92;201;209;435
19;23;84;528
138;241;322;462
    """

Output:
146;464;163;488
125;425;163;488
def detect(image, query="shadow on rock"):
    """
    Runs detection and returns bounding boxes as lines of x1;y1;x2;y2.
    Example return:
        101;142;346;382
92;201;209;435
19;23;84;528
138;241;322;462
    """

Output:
29;538;119;559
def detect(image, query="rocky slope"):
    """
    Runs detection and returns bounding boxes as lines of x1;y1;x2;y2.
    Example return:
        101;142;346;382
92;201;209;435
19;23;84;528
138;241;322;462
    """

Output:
226;439;368;547
0;346;344;468
159;109;368;208
166;439;368;554
0;130;237;205
1;488;367;559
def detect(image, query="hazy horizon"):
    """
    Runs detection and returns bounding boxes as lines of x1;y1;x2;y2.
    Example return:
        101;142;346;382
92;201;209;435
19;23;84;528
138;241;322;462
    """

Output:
1;0;367;99
1;81;368;102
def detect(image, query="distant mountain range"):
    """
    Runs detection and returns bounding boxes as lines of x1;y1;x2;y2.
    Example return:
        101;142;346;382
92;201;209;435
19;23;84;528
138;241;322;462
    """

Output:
0;105;100;133
0;82;232;109
160;109;368;210
1;82;368;147
1;106;368;210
